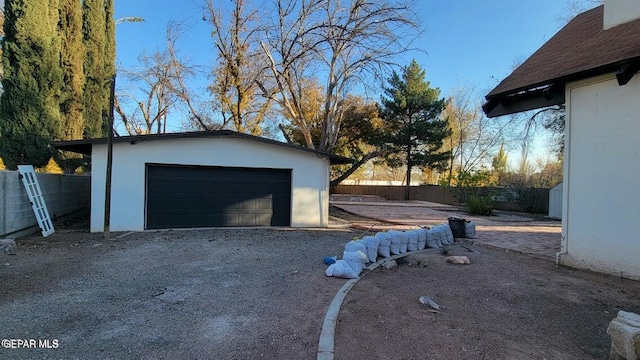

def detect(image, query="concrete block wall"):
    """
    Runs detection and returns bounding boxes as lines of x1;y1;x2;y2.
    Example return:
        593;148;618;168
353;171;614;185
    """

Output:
0;170;90;237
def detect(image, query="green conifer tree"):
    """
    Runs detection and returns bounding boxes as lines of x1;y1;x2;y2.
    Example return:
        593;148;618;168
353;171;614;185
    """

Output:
378;60;451;200
82;0;110;138
57;0;86;172
0;0;63;169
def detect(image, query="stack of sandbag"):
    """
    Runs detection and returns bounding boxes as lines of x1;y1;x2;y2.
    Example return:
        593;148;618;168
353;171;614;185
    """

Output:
326;239;369;279
326;226;449;279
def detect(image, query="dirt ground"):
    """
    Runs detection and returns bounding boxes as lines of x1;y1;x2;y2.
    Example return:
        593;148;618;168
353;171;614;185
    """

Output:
0;226;355;360
1;209;639;359
335;246;640;359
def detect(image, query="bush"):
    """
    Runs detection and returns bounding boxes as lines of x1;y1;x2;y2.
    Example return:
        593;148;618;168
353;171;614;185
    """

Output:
468;195;493;215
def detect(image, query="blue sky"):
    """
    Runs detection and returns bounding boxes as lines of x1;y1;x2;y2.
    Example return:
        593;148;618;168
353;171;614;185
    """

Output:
114;0;574;99
113;0;592;163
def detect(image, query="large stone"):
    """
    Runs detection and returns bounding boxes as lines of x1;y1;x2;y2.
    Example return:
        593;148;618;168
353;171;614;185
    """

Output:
446;256;470;265
607;310;640;360
0;239;17;255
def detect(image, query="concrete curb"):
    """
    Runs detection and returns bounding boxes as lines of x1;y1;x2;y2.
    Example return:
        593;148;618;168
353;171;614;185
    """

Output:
316;249;435;360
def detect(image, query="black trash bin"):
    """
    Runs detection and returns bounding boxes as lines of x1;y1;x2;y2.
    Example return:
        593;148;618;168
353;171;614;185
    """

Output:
448;217;465;238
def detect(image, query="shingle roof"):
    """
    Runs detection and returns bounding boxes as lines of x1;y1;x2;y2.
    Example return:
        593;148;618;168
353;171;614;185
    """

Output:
50;130;354;165
486;5;640;99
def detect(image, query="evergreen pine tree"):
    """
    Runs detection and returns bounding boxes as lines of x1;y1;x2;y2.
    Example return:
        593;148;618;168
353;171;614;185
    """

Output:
379;60;451;200
0;0;64;169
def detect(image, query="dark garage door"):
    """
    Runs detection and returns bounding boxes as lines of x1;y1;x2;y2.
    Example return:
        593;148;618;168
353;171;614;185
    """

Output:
146;164;292;229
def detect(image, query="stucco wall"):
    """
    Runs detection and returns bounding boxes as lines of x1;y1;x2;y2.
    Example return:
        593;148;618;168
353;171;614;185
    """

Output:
0;170;90;237
561;72;640;279
604;0;640;29
90;137;330;232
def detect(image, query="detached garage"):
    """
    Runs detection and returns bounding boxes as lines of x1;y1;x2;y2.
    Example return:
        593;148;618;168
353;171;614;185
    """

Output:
52;130;352;232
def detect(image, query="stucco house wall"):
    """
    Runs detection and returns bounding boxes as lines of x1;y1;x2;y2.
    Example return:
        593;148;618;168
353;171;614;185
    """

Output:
90;137;330;232
561;72;640;279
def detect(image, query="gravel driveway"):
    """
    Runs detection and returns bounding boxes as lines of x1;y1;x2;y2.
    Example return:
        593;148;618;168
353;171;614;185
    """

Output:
0;228;356;359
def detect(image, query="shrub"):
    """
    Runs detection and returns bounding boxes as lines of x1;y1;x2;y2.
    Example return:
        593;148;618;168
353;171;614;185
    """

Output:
468;195;493;215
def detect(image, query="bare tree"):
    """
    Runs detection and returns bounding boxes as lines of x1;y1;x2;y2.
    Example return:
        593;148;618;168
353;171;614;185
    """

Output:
115;22;210;135
203;0;272;135
443;87;511;184
115;48;176;135
558;0;603;23
259;0;420;152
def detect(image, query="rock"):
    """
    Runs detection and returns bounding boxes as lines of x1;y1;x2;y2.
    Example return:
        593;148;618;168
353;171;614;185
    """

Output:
446;256;470;265
381;259;398;270
607;310;640;360
0;239;17;255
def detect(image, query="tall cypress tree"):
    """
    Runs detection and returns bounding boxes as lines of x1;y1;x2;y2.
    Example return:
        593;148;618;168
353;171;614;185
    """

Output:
56;0;85;172
103;0;115;135
82;0;108;139
0;0;64;169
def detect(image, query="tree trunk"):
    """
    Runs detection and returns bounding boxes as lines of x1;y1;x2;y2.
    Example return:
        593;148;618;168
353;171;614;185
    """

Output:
329;149;385;188
405;145;412;201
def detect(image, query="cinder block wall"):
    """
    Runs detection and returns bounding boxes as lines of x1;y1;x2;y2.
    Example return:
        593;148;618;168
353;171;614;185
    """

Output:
0;170;90;237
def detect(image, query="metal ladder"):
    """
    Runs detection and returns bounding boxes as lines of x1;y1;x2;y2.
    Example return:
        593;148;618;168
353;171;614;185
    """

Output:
17;165;55;237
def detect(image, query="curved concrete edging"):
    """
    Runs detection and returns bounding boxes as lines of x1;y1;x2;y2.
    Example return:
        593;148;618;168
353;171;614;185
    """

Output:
316;249;435;360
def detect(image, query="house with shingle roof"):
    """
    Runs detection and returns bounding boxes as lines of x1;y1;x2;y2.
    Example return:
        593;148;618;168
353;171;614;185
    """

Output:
484;0;640;279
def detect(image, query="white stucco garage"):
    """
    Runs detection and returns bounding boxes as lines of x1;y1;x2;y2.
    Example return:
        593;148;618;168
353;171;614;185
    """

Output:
53;130;352;232
484;0;640;279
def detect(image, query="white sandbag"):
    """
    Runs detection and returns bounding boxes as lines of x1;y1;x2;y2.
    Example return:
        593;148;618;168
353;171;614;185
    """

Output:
388;230;402;255
342;250;368;275
417;228;427;250
425;228;439;248
434;226;444;247
345;239;367;256
437;224;447;244
442;223;454;245
465;221;478;239
375;232;391;258
325;260;359;279
407;230;419;252
399;231;409;253
363;235;380;263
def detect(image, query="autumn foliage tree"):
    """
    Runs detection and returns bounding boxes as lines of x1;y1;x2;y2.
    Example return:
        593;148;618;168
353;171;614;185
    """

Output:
205;0;270;135
259;0;420;152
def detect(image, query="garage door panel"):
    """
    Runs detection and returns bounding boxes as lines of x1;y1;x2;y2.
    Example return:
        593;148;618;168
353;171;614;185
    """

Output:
146;165;291;229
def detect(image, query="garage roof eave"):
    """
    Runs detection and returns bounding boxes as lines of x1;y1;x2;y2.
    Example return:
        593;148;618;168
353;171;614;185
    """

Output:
50;130;355;164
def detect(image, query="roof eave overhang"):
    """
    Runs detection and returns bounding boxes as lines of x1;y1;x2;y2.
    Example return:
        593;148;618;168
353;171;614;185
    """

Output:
51;132;355;165
483;83;565;118
484;58;640;118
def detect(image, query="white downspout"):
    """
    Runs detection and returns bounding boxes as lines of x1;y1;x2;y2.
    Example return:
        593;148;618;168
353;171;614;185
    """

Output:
556;86;572;266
